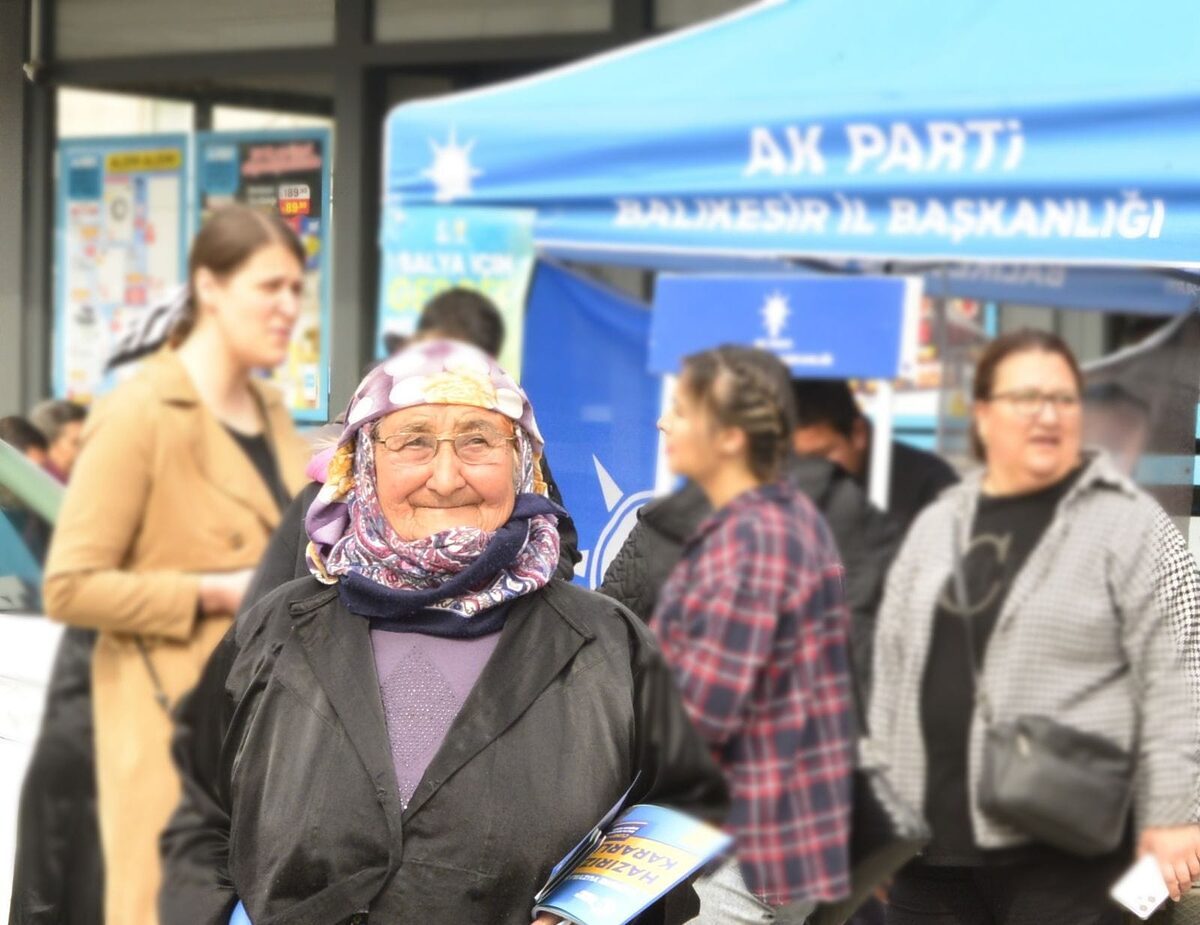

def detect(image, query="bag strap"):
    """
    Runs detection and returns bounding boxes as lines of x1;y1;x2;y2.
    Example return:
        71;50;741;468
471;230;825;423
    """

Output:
136;638;172;715
950;523;992;722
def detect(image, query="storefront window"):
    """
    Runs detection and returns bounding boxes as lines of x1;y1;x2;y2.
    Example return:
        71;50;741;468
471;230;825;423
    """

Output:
58;89;193;138
212;107;332;132
375;0;610;41
655;0;747;29
55;0;333;59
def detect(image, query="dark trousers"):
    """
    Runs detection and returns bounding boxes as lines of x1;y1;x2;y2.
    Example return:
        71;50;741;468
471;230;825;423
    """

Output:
9;628;103;925
849;898;887;925
884;855;1129;925
8;733;104;925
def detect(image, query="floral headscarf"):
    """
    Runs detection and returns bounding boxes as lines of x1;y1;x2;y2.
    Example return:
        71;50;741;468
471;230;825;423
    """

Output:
305;339;561;625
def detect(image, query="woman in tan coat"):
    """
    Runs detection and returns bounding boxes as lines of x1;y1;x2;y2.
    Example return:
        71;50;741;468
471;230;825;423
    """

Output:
43;204;310;925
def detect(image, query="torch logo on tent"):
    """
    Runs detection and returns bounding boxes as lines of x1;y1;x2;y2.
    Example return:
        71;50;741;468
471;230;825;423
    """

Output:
581;456;654;589
757;290;794;350
423;127;483;203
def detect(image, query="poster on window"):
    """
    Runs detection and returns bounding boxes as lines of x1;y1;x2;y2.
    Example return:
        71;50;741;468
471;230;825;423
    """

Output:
196;129;332;421
376;205;536;379
54;135;189;402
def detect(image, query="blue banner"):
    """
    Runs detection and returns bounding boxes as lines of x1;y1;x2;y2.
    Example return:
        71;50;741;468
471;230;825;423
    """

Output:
377;205;536;377
521;263;660;587
195;129;333;421
649;274;910;379
383;0;1200;268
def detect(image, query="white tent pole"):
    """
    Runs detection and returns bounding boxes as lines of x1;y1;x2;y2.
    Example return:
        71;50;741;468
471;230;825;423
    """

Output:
869;380;894;511
654;374;677;496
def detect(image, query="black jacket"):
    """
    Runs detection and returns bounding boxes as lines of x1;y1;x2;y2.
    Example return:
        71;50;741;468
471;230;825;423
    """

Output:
599;456;900;701
160;579;728;925
244;460;581;609
8;627;104;925
876;438;959;534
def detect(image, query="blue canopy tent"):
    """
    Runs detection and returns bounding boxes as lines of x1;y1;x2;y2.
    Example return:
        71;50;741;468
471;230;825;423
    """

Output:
380;0;1200;551
383;0;1200;268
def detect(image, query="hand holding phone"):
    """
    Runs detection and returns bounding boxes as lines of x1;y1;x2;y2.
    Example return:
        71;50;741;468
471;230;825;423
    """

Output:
1111;855;1170;921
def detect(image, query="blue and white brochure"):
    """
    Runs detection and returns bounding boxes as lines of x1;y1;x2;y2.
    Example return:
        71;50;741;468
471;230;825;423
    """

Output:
532;804;732;925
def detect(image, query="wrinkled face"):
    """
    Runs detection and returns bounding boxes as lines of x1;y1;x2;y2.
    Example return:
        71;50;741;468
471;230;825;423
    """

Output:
974;349;1083;490
658;378;722;482
49;421;84;475
195;241;303;369
372;404;517;540
792;419;867;477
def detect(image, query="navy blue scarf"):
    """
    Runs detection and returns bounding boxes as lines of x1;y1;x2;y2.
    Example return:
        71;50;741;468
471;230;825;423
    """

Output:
338;494;564;639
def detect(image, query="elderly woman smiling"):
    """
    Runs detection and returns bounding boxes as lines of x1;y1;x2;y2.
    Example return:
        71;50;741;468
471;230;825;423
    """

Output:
159;340;726;925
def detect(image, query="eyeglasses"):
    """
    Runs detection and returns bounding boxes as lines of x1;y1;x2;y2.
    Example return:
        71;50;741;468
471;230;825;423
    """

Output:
372;428;516;466
988;389;1081;418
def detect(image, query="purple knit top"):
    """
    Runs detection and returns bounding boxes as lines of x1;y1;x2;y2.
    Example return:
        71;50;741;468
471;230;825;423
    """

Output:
370;628;502;808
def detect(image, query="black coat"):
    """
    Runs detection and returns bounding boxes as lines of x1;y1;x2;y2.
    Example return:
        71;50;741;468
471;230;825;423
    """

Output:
599;456;901;702
874;438;959;535
8;627;104;925
160;578;728;925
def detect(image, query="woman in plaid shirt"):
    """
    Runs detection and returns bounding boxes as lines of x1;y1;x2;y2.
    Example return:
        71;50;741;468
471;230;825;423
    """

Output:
650;346;856;924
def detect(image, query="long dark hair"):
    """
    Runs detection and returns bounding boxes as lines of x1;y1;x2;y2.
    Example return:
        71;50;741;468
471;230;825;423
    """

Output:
680;345;795;482
170;204;305;346
971;329;1083;460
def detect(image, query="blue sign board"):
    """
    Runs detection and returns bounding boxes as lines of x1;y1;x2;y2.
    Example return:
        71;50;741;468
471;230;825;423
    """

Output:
649;274;909;379
377;205;536;377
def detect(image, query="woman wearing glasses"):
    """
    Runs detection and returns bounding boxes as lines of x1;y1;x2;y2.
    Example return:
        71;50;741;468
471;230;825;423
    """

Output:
869;329;1200;924
159;339;726;925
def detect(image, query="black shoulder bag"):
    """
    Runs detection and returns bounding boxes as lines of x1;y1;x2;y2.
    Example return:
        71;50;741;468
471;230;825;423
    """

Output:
952;528;1135;857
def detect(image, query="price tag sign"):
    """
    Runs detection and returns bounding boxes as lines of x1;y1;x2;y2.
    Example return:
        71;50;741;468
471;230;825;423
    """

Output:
279;183;312;216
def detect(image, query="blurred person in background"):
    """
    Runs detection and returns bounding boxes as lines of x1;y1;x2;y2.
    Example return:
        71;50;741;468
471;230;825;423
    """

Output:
650;346;855;924
601;350;899;707
41;203;310;925
159;339;726;924
28;400;88;483
381;331;409;355
9;629;103;925
0;416;53;563
415;284;505;357
244;286;580;608
0;415;50;468
869;329;1200;925
790;379;958;534
4;406;105;925
1081;381;1152;479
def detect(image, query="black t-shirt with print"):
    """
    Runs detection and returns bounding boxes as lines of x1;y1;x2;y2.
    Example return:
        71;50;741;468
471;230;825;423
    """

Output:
919;467;1082;865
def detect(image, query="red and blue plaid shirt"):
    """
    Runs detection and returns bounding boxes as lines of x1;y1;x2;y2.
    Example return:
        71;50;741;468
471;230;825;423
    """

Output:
651;481;854;906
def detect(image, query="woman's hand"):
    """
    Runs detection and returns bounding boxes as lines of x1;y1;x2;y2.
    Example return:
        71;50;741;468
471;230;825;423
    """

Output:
1139;825;1200;901
197;569;254;616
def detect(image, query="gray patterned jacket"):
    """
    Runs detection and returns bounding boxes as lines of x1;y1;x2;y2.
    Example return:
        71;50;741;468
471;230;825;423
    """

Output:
867;451;1199;848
